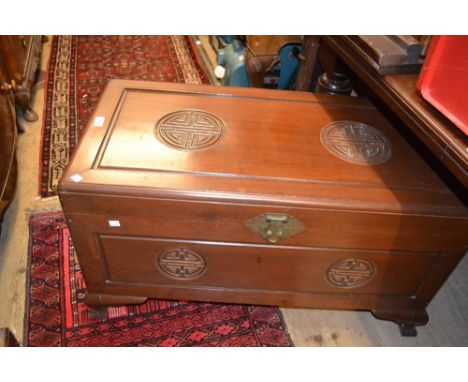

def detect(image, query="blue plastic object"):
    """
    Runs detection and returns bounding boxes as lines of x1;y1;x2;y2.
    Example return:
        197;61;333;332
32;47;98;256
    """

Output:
277;44;301;89
216;39;249;87
218;35;234;44
215;37;302;89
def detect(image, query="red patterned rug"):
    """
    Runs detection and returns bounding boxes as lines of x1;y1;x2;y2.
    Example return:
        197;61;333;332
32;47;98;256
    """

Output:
40;35;210;197
24;212;292;347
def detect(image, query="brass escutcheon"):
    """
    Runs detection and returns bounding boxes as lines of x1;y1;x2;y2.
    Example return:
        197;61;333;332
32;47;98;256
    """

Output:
246;213;305;244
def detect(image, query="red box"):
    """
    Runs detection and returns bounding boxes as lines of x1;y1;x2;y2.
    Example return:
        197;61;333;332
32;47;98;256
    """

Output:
417;36;468;136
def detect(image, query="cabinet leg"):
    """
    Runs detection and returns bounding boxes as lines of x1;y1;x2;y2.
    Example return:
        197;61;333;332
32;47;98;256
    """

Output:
89;306;108;321
85;293;148;321
398;323;418;337
371;309;428;337
84;292;148;307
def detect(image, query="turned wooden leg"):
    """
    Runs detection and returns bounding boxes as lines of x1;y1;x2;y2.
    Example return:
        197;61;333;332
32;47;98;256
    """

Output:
84;292;148;307
316;72;352;96
371;309;429;337
316;41;352;95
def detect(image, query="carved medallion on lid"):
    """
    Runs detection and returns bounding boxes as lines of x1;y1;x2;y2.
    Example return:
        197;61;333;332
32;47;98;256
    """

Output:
155;109;224;150
326;258;376;288
156;248;207;280
321;121;392;165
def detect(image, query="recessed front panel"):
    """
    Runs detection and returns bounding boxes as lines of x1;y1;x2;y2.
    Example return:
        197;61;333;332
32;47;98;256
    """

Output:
95;233;438;297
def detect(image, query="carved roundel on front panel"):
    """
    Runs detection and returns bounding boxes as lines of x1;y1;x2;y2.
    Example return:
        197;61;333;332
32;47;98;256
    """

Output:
155;109;224;150
156;248;207;280
326;258;376;288
321;121;392;165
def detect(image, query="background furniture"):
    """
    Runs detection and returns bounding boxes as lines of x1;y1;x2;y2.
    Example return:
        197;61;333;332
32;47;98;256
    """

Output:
0;62;17;235
0;35;42;233
0;35;43;132
295;36;320;91
212;36;303;89
345;36;425;75
245;35;302;88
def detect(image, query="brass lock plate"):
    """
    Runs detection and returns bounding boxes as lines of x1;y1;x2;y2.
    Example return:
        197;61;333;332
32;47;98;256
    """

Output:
246;213;305;244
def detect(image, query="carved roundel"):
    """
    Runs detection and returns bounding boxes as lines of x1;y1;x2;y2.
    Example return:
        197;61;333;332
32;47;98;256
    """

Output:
155;109;224;150
156;248;207;280
326;258;376;288
321;121;392;165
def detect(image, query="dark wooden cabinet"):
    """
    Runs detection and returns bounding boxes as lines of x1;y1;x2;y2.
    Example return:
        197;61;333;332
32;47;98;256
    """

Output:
58;80;467;336
0;35;42;129
300;36;468;194
0;35;42;231
0;67;17;234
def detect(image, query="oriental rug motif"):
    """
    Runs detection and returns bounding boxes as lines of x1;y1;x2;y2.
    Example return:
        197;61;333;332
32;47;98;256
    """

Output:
40;35;210;197
24;212;292;347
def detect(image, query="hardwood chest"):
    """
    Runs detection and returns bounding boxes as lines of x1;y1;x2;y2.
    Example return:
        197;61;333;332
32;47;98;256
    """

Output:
58;80;467;336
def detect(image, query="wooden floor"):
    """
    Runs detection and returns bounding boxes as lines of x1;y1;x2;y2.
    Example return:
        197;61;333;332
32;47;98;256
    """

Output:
0;37;467;346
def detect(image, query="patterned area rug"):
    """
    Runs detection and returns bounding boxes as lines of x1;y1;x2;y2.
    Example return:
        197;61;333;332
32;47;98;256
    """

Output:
24;212;293;347
40;35;209;197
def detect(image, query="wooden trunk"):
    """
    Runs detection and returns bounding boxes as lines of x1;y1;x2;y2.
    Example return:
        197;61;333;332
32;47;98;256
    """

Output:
58;80;467;335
